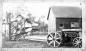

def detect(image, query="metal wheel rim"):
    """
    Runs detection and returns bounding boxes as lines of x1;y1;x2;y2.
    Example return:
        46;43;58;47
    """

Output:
73;37;82;48
47;32;62;47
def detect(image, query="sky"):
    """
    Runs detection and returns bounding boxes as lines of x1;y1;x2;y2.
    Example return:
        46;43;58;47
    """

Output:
3;2;82;24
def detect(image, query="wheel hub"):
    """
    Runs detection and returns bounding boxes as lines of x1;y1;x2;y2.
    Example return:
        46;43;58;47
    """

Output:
53;38;56;41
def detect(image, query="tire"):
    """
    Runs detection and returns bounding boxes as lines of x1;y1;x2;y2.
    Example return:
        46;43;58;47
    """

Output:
47;32;62;47
73;37;82;48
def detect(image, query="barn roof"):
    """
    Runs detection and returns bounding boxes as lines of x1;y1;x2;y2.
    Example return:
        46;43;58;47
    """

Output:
51;6;82;18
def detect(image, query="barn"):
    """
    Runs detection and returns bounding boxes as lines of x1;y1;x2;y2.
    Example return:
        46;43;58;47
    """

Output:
48;6;82;33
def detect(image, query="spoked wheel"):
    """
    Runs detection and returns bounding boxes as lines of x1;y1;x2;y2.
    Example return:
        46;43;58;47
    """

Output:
47;32;62;47
73;37;82;48
10;21;20;41
10;27;17;40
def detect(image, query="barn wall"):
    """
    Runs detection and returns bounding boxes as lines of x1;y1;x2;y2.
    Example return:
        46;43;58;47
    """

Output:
48;9;56;33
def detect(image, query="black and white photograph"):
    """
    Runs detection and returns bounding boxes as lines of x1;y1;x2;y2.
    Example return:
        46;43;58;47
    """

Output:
0;0;86;51
2;2;82;48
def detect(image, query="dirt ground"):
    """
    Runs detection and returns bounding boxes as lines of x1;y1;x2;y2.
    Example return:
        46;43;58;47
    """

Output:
2;34;49;48
2;39;49;48
2;33;73;48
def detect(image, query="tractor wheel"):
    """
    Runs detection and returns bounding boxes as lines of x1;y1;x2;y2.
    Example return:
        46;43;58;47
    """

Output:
47;32;62;47
10;26;17;40
10;21;20;40
73;37;82;48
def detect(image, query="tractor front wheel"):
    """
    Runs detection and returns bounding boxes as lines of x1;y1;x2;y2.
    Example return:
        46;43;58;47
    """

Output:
73;37;82;48
47;32;62;47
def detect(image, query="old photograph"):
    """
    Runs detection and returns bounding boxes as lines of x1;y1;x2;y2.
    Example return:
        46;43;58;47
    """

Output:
2;2;82;48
